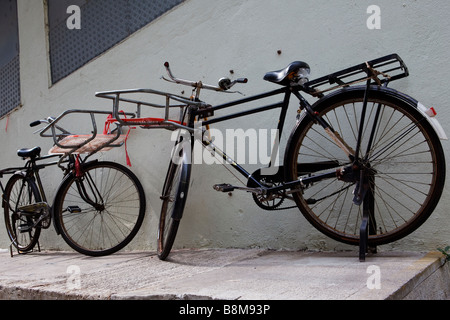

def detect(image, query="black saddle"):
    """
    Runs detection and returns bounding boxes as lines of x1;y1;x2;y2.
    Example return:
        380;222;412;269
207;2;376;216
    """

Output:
17;147;41;159
264;61;310;86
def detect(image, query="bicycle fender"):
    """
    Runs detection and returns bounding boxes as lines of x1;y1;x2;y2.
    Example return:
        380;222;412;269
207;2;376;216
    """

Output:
375;87;448;140
311;85;448;140
171;154;191;221
383;86;448;140
13;171;27;177
416;102;448;140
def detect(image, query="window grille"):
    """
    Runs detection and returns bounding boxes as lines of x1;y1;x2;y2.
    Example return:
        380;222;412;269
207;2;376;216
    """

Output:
48;0;184;84
0;0;20;118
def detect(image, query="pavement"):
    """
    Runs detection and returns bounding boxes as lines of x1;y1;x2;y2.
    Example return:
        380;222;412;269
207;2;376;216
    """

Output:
0;248;449;301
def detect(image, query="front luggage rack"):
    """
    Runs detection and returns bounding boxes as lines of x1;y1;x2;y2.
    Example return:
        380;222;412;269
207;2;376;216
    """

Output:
304;53;409;97
95;88;206;131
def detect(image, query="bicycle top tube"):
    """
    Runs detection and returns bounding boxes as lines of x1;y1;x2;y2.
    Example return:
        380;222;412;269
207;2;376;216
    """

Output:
0;153;65;180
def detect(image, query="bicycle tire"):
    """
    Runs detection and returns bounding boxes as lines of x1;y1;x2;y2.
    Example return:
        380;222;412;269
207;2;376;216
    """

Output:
285;86;445;246
53;161;146;256
3;174;42;252
157;144;191;260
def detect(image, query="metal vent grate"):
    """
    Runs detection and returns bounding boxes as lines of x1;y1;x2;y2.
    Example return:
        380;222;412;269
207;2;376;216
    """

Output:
48;0;184;84
0;55;21;117
0;0;20;118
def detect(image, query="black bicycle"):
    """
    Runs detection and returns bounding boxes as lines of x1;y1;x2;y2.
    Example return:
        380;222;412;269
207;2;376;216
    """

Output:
1;111;146;256
96;54;446;261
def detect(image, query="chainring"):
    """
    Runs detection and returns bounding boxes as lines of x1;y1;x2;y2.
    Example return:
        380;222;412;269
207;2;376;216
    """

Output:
247;168;286;211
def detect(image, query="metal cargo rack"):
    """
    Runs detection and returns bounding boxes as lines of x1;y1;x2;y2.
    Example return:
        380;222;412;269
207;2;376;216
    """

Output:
304;53;409;97
95;88;207;131
39;109;135;157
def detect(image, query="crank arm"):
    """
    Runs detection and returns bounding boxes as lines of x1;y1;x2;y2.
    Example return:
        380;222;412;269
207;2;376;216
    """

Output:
213;183;264;195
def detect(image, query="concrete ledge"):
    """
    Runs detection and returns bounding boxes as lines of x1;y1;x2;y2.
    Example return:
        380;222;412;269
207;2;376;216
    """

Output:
0;249;448;300
388;252;450;300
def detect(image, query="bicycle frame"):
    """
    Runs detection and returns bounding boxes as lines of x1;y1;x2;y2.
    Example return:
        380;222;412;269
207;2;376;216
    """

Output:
184;84;354;195
195;87;291;189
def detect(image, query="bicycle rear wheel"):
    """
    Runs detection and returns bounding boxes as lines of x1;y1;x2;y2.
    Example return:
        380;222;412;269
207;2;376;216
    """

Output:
3;174;42;252
286;86;445;246
157;142;191;260
53;161;146;256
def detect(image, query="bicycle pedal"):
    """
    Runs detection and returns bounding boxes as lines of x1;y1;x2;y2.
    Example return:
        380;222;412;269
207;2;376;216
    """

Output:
18;224;32;233
67;206;82;213
213;184;235;193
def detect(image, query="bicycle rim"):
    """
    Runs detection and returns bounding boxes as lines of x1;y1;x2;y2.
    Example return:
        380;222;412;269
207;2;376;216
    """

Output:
54;161;145;256
287;89;445;246
3;175;42;252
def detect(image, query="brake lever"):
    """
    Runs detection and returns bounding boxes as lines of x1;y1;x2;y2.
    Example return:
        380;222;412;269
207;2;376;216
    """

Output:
218;77;248;90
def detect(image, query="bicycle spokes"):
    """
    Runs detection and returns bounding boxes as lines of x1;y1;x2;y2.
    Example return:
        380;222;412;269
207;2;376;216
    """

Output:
55;162;145;256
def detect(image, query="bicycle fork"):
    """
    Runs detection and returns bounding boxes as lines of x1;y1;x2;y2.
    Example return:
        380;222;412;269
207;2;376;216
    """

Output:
75;174;105;214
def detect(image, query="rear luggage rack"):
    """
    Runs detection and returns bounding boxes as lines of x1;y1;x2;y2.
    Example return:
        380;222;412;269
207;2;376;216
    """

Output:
304;53;409;97
39;109;134;156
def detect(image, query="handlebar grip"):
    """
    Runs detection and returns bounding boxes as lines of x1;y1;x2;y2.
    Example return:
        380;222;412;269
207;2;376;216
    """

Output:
237;78;248;83
30;121;41;127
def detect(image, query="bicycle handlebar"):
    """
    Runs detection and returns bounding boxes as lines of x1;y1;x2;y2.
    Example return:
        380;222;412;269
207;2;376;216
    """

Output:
30;120;42;127
30;116;75;137
162;62;247;93
30;117;56;127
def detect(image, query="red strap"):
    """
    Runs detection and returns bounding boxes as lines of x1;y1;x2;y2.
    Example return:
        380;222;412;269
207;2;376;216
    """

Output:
103;112;134;167
124;128;132;167
75;155;83;178
103;114;113;134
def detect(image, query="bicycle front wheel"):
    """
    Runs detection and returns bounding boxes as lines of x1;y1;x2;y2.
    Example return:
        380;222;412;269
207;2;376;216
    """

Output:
157;145;191;260
3;174;42;252
53;161;146;256
286;86;445;246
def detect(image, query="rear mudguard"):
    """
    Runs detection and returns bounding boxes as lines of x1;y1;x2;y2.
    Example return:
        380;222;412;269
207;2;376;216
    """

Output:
370;86;446;140
308;84;445;137
318;85;445;139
